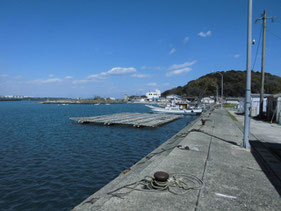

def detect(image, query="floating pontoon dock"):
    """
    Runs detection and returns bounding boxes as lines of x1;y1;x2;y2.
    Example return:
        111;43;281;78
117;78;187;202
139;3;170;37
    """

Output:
70;113;183;127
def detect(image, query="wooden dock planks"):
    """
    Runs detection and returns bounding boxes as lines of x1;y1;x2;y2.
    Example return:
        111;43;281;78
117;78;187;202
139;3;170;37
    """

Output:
70;113;183;127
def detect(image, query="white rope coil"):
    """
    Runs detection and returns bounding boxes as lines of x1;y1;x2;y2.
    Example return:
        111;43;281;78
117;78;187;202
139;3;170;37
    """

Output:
107;173;204;198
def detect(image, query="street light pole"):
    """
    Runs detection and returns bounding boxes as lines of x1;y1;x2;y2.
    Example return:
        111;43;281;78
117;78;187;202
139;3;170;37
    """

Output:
217;72;224;109
243;0;252;149
216;87;218;104
212;71;224;108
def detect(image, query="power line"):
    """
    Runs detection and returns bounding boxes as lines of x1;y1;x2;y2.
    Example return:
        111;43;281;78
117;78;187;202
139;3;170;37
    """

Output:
274;20;281;25
267;28;281;40
252;24;262;70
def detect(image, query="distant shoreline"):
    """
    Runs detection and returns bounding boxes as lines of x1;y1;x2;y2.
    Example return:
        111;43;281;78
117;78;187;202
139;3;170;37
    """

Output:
0;98;163;105
40;100;160;105
0;99;22;101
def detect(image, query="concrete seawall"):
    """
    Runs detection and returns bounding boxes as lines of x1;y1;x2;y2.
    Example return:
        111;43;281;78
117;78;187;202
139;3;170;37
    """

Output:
71;108;281;211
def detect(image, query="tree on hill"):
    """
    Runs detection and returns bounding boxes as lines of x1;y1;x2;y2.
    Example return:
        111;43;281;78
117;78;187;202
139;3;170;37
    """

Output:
162;70;281;98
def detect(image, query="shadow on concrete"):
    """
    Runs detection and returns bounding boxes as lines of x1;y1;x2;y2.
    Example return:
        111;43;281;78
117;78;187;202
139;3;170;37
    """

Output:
235;112;244;116
252;115;271;123
191;129;239;146
250;140;281;196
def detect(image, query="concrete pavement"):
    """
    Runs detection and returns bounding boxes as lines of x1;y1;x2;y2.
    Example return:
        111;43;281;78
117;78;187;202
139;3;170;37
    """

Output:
229;109;281;144
72;108;281;211
229;109;281;195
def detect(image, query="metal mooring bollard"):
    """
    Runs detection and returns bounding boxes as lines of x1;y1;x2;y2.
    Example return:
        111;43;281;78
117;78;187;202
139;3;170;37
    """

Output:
152;171;170;189
154;171;169;182
201;119;206;125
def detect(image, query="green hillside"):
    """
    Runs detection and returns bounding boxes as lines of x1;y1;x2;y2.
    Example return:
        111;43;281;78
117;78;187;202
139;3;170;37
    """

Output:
162;70;281;98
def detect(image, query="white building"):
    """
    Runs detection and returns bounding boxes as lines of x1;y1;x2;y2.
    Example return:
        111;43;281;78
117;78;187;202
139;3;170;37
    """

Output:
238;94;271;116
124;94;129;101
267;93;281;124
166;94;181;100
225;97;239;105
201;97;215;104
146;89;161;101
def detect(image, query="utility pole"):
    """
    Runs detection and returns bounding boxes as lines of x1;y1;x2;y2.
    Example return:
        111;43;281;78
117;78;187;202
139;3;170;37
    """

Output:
256;10;273;119
243;0;252;149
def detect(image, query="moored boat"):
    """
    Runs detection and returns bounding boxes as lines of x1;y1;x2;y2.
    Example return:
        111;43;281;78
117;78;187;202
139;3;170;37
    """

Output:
145;104;202;115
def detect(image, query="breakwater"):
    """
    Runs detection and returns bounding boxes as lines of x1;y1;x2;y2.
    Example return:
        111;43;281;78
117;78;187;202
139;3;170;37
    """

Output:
72;108;281;211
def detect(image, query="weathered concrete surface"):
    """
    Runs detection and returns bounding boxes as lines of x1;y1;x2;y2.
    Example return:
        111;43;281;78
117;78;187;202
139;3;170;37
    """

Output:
229;109;281;193
229;109;281;144
71;108;281;211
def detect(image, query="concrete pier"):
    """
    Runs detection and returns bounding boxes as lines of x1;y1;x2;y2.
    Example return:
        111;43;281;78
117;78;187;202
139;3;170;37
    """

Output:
71;108;281;211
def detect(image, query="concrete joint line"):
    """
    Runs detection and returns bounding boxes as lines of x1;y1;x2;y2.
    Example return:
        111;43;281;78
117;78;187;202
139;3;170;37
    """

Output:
195;121;215;210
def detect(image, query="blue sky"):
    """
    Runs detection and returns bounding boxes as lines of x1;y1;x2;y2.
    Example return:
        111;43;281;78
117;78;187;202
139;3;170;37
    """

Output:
0;0;280;98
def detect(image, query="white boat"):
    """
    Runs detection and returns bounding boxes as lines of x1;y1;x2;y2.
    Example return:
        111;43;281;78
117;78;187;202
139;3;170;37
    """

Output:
94;103;100;105
145;104;202;115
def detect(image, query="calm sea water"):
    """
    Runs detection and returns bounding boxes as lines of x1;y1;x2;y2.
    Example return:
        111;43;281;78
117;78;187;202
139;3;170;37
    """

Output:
0;101;197;211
